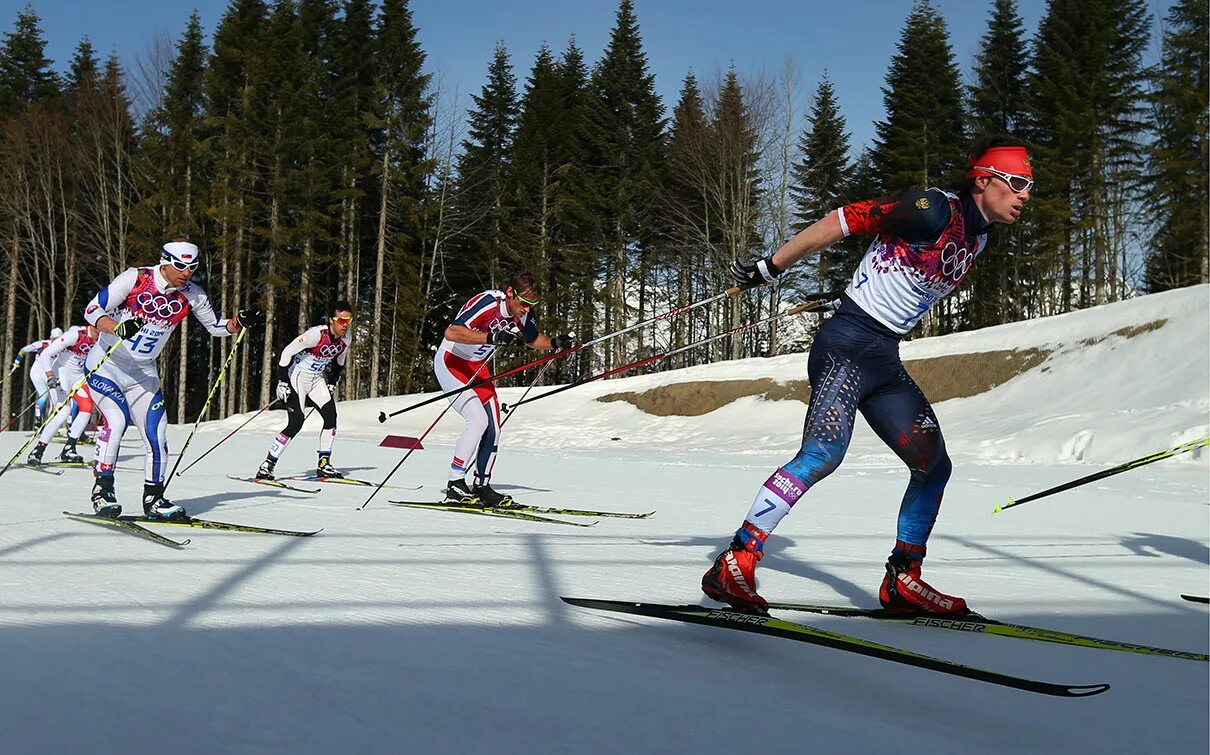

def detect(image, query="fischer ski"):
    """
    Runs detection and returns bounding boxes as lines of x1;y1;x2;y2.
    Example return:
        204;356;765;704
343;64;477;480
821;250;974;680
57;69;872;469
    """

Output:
281;474;422;490
389;500;596;527
120;515;321;537
1181;595;1209;604
63;511;189;548
391;497;651;519
18;463;64;476
227;474;321;493
764;602;1208;662
562;598;1110;697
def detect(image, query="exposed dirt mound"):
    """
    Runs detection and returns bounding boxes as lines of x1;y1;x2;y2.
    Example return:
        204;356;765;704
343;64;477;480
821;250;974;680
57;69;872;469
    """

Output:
597;319;1167;417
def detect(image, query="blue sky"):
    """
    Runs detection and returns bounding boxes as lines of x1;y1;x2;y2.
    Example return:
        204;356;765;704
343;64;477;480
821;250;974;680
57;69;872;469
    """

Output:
9;0;1171;151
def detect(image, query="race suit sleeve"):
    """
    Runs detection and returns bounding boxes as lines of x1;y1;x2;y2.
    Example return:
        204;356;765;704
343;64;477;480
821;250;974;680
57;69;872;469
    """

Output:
279;327;323;368
837;188;953;244
186;286;234;337
84;268;140;326
18;340;42;355
35;329;79;373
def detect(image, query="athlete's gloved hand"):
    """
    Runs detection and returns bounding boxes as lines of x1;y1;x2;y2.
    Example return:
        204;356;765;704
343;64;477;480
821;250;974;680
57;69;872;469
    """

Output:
236;309;266;328
275;380;292;403
46;374;60;389
487;323;524;346
114;319;145;340
10;355;20;370
550;333;575;351
730;255;783;287
326;363;344;386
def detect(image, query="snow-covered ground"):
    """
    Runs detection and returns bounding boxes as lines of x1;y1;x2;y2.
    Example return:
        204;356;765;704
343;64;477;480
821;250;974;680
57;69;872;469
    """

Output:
0;285;1206;754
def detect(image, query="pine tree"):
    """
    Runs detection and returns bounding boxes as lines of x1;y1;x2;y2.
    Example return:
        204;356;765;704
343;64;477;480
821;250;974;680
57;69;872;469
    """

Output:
790;72;854;296
206;0;270;414
1144;0;1208;291
1028;0;1151;310
658;72;710;363
453;42;518;292
965;0;1033;327
550;37;597;378
510;43;574;378
0;5;59;118
66;37;99;95
710;68;762;359
370;0;432;394
583;0;665;369
871;0;966;193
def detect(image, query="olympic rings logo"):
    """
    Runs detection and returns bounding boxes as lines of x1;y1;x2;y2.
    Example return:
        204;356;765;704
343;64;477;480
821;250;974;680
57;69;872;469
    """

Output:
940;242;972;281
316;343;344;358
135;291;186;319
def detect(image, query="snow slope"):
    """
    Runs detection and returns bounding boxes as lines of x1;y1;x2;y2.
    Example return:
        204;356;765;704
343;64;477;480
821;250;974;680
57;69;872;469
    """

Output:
0;285;1206;754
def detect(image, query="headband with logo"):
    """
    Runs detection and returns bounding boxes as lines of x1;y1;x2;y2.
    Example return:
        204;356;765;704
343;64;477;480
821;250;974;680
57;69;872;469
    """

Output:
967;145;1032;179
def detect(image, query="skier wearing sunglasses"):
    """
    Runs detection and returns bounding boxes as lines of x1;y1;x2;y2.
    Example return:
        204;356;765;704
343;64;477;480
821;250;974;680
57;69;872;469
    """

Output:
435;270;574;507
256;301;355;481
82;238;262;520
707;135;1032;616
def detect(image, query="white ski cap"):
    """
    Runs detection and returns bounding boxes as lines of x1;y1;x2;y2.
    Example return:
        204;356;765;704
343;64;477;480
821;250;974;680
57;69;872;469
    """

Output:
161;241;200;264
49;327;63;338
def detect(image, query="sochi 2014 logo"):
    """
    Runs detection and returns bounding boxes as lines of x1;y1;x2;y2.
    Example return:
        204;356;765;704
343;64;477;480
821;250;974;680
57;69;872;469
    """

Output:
940;242;972;282
135;291;186;321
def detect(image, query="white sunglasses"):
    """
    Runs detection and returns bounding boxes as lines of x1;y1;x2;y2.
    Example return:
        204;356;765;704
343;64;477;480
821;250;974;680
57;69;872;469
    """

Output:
974;165;1033;194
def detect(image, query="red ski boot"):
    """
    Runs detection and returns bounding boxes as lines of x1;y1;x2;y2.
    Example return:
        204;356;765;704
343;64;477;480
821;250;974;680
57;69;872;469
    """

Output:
879;549;967;615
702;523;769;613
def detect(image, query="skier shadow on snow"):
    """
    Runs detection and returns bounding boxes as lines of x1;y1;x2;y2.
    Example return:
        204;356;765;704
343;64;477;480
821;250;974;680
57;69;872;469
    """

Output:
491;483;552;493
656;535;871;607
176;490;292;517
1119;532;1209;566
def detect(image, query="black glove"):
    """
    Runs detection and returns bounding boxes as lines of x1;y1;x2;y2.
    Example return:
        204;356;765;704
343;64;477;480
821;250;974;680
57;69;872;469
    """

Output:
236;309;266;328
114;319;145;339
327;363;344;386
487;324;524;346
550;333;575;351
46;374;60;389
730;255;783;286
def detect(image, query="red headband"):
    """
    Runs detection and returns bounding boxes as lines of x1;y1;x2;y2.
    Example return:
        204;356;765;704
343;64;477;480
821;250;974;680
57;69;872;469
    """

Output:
967;145;1032;179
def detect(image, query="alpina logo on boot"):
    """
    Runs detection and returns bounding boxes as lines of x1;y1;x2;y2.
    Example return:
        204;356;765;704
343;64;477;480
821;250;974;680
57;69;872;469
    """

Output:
724;553;759;598
900;573;954;611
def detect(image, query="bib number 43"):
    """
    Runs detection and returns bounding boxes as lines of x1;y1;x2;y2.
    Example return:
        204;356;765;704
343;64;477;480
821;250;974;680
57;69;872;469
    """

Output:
126;331;161;355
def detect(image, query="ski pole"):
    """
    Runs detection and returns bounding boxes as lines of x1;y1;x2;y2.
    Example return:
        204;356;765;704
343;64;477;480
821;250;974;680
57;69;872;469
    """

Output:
377;284;759;423
506;299;833;412
361;358;494;510
0;339;124;477
994;436;1210;513
1;358;21;389
177;397;281;475
499;358;557;430
0;390;44;433
163;328;247;492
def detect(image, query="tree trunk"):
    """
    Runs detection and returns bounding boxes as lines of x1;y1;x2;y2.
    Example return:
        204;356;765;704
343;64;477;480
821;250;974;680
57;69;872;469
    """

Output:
371;145;390;398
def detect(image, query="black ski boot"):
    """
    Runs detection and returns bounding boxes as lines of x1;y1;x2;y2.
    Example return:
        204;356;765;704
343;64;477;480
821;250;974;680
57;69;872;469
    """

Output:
59;440;84;464
142;483;187;521
473;482;516;509
316;452;344;479
444;478;476;503
91;475;120;518
256;457;277;481
26;442;47;466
